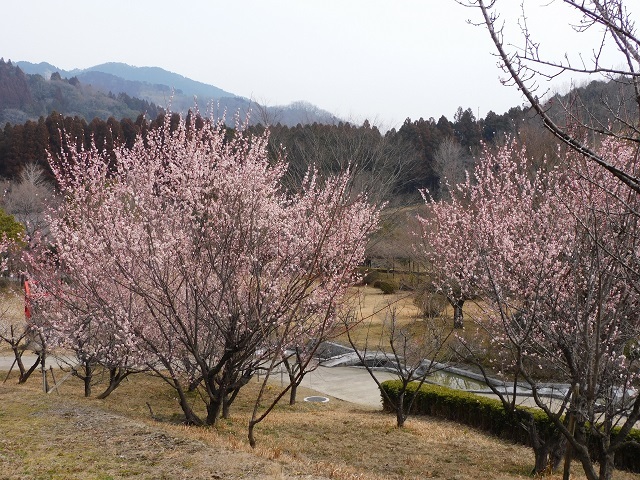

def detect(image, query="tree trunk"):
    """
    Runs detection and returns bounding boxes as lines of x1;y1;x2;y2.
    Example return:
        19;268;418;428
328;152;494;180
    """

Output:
96;368;131;399
18;353;41;384
573;448;600;480
283;353;300;405
222;394;231;419
248;420;257;448
452;299;464;329
176;387;203;426
83;362;92;397
396;391;406;427
12;345;25;377
206;397;223;426
289;382;298;406
96;382;118;400
532;444;552;475
520;409;565;475
40;353;48;393
531;441;565;476
598;452;615;480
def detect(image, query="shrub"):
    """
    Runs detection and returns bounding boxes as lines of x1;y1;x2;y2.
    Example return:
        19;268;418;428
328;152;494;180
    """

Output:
373;279;399;294
363;270;382;286
379;380;640;473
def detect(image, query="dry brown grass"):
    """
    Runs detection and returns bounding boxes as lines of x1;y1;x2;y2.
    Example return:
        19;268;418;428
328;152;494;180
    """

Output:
1;369;638;480
336;285;492;365
1;286;637;479
335;286;420;348
0;372;326;480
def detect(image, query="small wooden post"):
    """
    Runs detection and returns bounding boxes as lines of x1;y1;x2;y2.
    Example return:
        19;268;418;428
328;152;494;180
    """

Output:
563;384;579;480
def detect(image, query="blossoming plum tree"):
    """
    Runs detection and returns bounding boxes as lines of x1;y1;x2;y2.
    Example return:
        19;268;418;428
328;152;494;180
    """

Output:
28;114;380;427
418;139;640;479
0;228;40;384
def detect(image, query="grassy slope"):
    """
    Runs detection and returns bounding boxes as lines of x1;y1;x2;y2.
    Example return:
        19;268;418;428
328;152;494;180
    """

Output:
1;287;637;479
1;370;637;480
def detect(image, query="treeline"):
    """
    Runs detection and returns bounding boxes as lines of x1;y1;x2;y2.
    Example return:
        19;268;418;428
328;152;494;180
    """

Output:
261;105;533;198
0;111;164;178
0;105;537;198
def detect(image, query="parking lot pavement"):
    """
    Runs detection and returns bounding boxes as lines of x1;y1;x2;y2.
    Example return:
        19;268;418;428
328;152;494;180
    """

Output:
0;355;551;412
298;365;396;408
0;355;393;408
0;354;40;370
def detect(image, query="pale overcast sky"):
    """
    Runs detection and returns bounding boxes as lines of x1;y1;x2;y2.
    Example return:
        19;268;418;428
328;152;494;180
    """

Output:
2;1;620;128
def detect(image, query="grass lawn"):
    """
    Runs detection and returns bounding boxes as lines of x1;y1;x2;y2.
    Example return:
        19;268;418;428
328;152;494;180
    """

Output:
1;285;637;479
1;367;638;480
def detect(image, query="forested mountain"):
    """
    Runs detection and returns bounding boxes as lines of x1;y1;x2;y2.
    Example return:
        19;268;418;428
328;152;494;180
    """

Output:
0;105;526;198
17;61;234;100
3;56;633;203
15;60;339;126
546;76;639;131
0;59;162;125
0;58;539;195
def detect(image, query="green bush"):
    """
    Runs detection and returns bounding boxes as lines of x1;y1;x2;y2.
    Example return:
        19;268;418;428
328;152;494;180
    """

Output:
363;271;382;286
610;426;640;472
373;279;399;294
380;380;640;473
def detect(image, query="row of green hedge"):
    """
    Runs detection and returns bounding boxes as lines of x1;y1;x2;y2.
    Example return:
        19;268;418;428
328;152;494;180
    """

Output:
362;271;400;294
380;380;640;473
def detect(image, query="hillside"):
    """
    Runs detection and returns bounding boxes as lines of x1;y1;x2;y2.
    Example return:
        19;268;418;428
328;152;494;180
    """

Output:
72;62;235;100
0;59;161;125
1;368;613;480
546;76;639;130
14;60;340;126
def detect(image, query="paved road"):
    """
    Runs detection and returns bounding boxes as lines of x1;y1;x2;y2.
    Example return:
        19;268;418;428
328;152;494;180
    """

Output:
0;354;394;408
271;365;397;408
0;353;40;370
0;355;549;411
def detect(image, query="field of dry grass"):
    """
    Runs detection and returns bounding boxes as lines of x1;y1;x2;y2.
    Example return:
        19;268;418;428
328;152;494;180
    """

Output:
336;285;492;368
1;284;638;479
2;369;639;480
0;282;29;356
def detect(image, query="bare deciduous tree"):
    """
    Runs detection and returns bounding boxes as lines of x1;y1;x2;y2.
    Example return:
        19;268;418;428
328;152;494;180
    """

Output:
461;0;640;192
3;163;53;239
345;297;452;428
434;136;473;199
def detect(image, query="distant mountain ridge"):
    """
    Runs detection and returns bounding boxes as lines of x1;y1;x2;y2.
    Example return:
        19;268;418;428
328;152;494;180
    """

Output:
18;61;234;101
0;58;162;125
71;62;234;100
15;60;340;126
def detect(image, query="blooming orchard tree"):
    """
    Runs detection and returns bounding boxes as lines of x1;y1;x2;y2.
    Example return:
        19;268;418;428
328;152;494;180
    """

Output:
25;251;148;398
28;114;380;427
452;3;640;477
464;0;640;193
418;139;640;479
417;177;477;329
